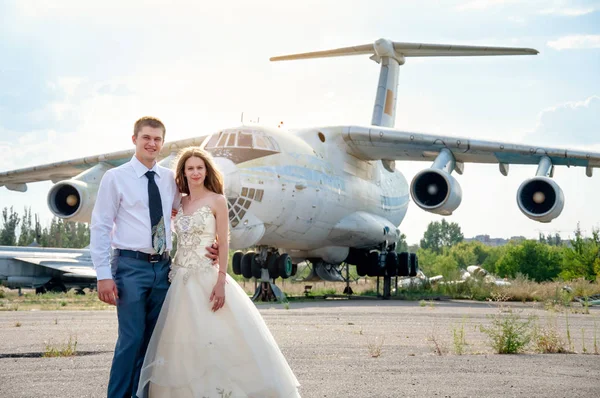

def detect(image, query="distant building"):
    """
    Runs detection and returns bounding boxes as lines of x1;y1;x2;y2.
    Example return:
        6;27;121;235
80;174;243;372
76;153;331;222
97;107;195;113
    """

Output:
464;234;527;247
464;234;571;247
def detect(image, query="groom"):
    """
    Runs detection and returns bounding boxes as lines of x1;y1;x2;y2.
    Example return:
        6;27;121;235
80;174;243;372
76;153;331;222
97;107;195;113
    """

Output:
90;116;219;398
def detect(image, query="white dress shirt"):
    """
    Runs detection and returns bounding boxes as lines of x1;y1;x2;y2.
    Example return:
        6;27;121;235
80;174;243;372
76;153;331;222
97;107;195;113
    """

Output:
90;156;181;280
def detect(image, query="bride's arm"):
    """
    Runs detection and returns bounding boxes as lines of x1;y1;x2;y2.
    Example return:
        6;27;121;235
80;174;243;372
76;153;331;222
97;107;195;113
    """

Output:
213;194;229;280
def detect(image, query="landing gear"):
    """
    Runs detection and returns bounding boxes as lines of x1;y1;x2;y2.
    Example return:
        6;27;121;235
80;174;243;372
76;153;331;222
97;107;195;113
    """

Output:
35;280;68;295
231;247;297;303
348;245;419;299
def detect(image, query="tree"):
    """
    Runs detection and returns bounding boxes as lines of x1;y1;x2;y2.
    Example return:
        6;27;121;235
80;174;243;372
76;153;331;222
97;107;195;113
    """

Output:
0;207;21;246
395;233;409;252
560;223;599;281
420;219;464;254
496;240;562;282
17;207;35;246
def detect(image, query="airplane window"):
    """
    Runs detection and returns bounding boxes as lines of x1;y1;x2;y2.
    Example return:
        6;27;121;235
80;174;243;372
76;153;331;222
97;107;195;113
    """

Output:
206;133;220;148
254;189;264;202
226;133;236;147
238;132;252;147
255;135;269;149
266;136;280;151
217;133;228;147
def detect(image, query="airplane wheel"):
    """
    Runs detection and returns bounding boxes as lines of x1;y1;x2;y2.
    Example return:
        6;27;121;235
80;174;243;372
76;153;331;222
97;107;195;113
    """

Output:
267;254;280;279
409;253;418;277
232;251;243;275
356;262;368;277
35;287;47;295
386;252;398;276
291;263;298;276
241;252;254;278
251;254;262;279
367;252;380;277
398;252;409;277
278;254;293;279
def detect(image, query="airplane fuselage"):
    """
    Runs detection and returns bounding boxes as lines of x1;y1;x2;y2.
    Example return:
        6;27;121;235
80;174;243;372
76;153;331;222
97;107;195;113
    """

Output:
204;125;409;263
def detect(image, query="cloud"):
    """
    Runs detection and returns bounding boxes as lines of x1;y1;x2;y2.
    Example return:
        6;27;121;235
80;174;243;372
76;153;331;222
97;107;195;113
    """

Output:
527;95;600;146
540;7;598;16
547;34;600;50
457;0;519;10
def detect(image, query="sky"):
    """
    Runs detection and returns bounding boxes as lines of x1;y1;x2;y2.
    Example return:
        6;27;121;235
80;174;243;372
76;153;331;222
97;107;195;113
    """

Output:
0;0;599;245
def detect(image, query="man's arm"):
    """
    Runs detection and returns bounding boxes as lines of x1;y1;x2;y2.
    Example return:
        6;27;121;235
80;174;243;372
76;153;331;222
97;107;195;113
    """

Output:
90;171;120;305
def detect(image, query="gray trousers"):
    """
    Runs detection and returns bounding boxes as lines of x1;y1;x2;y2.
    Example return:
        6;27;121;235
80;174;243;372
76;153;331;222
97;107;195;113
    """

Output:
107;254;170;398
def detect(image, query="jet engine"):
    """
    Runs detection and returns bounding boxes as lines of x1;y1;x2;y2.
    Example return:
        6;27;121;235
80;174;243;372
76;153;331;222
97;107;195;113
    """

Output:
47;163;112;223
516;176;564;223
410;168;462;216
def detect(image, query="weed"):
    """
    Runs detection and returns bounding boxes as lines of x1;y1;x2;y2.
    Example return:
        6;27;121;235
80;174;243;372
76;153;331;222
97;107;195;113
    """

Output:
582;328;587;354
480;309;533;354
428;325;445;356
594;318;598;355
452;321;467;355
43;335;78;357
565;311;574;352
366;336;385;358
532;317;567;353
419;300;427;307
14;321;21;327
283;302;290;310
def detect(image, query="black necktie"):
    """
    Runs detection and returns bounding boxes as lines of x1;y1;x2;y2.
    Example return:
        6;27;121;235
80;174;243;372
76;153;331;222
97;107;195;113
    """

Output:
145;171;166;254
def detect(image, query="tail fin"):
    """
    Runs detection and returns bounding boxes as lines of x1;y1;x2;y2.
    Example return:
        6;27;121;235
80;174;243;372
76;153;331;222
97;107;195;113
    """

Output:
271;38;538;128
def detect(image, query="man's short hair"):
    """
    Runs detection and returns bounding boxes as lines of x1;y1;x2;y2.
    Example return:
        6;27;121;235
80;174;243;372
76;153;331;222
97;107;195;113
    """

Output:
133;117;166;139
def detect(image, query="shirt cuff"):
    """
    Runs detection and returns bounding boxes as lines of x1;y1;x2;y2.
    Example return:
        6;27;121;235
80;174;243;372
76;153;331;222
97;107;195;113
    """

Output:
95;267;113;281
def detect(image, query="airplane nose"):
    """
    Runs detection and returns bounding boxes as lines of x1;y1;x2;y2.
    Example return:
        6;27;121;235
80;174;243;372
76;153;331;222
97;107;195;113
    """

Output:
213;157;241;198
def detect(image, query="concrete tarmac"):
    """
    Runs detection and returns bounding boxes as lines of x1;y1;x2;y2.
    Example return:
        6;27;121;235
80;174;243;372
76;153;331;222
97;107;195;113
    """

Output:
1;299;599;397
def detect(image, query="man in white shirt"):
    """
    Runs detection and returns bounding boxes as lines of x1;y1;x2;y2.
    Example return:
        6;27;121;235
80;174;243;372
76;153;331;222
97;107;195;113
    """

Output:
90;117;218;398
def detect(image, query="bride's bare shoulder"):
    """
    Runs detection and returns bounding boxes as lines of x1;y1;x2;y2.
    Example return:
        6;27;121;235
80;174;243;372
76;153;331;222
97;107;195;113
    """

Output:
208;193;227;212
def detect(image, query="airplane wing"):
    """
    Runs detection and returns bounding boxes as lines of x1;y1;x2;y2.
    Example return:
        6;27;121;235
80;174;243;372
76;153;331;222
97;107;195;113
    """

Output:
0;136;210;191
342;125;600;176
13;257;97;278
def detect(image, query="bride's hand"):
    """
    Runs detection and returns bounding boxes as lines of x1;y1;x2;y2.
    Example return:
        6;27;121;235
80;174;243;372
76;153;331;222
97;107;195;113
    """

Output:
210;280;226;312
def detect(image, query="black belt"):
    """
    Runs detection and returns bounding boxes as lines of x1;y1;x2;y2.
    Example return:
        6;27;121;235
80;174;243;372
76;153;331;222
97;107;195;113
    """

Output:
115;249;170;263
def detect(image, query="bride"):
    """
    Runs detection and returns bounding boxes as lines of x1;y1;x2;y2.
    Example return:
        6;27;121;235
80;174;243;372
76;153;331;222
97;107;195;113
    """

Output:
137;147;301;398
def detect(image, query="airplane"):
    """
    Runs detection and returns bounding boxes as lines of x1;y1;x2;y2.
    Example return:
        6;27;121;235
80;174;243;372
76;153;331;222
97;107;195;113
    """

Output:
0;245;97;294
2;38;600;301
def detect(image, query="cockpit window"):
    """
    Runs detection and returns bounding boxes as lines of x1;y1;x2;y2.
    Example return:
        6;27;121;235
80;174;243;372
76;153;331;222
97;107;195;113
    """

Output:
238;132;252;147
205;129;280;152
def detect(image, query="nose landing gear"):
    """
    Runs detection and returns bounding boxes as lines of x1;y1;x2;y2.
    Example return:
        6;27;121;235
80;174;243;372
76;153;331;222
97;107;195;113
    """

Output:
231;247;296;302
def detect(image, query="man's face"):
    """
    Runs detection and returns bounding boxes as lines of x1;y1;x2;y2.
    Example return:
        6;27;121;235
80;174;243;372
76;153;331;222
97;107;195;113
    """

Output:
132;126;164;164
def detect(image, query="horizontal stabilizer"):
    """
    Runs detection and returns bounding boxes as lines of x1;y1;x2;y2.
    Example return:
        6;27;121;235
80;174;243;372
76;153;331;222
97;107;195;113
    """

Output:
270;39;538;61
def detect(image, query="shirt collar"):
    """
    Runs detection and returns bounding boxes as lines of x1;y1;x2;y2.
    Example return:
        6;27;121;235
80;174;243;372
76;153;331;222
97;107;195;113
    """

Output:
130;155;162;179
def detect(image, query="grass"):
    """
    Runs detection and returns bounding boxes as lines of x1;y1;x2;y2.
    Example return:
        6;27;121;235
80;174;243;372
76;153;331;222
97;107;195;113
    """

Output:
366;336;385;358
0;288;111;311
532;316;568;353
43;335;78;358
452;320;467;355
479;306;535;354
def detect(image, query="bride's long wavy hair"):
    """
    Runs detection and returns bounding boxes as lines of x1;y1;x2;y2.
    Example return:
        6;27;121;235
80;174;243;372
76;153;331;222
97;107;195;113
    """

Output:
174;147;224;195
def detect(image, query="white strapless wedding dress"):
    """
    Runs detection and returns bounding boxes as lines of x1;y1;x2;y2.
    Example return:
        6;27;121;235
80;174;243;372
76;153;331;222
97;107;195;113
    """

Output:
137;205;301;398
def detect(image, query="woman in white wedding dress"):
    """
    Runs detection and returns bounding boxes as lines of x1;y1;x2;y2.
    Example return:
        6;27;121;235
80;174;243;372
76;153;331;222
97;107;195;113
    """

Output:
137;147;301;398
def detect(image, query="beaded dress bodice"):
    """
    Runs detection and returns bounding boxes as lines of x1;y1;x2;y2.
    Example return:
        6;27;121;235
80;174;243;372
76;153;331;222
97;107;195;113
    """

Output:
169;205;216;283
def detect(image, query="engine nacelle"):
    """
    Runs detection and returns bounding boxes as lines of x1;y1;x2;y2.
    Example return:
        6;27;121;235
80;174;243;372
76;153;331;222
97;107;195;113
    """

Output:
410;169;462;215
47;163;112;223
516;176;564;223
